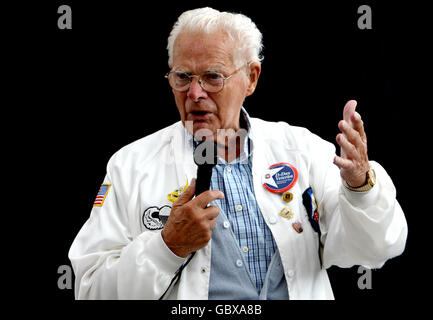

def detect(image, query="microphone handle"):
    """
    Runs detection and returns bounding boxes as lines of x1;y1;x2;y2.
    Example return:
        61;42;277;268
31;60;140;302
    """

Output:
195;164;214;197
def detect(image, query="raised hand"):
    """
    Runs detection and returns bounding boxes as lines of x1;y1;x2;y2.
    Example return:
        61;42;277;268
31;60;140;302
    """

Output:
333;100;370;188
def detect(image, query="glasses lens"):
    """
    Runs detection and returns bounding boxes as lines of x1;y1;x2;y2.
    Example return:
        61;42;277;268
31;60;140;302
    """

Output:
201;72;224;92
167;71;225;92
169;72;190;91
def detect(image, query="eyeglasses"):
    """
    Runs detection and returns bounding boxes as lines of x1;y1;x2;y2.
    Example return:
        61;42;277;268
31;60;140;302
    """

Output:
165;63;250;93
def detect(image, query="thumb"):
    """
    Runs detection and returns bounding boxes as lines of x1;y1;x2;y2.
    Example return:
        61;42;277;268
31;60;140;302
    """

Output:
174;178;196;205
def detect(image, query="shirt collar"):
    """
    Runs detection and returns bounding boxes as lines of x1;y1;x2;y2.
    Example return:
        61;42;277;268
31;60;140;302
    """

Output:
184;107;253;164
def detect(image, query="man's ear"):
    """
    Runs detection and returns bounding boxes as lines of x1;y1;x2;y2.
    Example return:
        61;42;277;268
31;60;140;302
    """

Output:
246;62;261;96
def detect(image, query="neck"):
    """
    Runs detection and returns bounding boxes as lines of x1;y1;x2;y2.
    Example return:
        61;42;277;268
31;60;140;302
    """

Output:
215;130;247;163
215;140;241;163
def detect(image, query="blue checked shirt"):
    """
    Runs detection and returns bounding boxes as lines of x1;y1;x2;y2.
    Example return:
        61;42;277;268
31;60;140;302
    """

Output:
187;109;277;292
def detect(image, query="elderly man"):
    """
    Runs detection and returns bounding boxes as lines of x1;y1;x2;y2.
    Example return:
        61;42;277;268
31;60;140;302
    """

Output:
69;7;407;300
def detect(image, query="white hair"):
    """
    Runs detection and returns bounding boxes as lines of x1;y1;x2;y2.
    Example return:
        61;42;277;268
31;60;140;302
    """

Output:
167;7;264;67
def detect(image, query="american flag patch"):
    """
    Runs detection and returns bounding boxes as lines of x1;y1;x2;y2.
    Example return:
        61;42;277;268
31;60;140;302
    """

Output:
93;183;111;207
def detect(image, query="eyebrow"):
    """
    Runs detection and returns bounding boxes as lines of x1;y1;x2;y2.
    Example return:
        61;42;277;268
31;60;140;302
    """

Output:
173;65;227;74
172;68;190;74
205;65;226;73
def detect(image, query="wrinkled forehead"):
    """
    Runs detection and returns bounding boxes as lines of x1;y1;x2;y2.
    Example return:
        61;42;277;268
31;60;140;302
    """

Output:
172;31;236;72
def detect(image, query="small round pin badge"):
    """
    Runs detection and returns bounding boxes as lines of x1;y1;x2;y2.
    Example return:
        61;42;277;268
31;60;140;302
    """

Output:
263;162;298;193
282;191;293;203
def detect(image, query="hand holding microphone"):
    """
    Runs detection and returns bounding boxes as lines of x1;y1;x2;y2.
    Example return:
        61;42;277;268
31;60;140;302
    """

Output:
161;140;223;258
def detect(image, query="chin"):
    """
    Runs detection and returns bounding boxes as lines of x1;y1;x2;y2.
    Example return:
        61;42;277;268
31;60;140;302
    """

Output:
192;121;216;141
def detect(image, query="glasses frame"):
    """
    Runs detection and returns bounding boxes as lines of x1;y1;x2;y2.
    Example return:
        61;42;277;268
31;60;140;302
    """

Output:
165;62;251;93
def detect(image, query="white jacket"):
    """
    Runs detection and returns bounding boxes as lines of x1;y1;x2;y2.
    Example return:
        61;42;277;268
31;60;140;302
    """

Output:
69;118;407;300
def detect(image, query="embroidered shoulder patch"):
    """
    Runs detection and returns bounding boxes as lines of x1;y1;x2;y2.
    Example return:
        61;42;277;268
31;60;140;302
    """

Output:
93;183;111;207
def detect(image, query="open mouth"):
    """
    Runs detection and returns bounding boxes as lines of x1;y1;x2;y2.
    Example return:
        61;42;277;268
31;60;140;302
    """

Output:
189;110;213;121
191;110;210;116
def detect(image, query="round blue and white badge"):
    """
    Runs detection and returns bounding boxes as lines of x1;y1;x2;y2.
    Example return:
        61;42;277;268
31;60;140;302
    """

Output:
262;162;298;193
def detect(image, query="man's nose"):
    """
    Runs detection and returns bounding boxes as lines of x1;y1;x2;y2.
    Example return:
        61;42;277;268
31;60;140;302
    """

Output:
187;77;208;102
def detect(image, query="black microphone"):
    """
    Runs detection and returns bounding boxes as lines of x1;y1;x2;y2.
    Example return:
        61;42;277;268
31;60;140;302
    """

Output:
193;140;218;196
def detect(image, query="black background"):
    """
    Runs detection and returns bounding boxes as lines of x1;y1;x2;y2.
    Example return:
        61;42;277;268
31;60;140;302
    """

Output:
5;0;429;312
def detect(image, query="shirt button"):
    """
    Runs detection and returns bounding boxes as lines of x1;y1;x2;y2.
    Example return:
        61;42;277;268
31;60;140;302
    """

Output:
201;267;207;274
226;166;232;173
236;204;243;211
223;221;230;229
286;270;295;278
242;246;249;253
269;216;277;224
236;259;243;267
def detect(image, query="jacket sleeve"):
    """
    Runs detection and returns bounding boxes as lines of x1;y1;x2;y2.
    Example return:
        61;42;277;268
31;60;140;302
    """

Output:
307;133;408;269
68;155;186;299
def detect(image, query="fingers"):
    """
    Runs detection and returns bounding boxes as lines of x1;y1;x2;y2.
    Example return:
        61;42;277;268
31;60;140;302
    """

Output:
174;178;196;206
341;100;366;142
162;180;223;258
336;132;359;160
335;100;370;187
204;206;219;230
203;205;220;220
338;120;364;148
351;112;367;143
172;179;224;209
338;112;367;155
333;155;352;169
336;101;368;164
191;189;221;230
193;189;225;209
